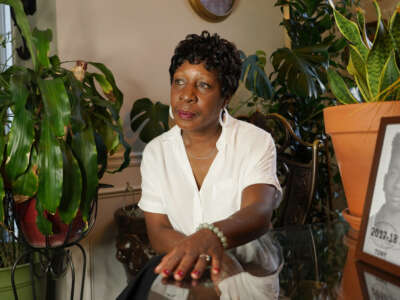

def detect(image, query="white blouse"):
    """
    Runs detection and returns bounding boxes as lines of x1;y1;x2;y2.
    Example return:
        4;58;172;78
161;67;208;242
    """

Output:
138;113;282;236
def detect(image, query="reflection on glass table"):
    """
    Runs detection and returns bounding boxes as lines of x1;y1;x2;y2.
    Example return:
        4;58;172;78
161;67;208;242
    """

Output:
145;220;400;299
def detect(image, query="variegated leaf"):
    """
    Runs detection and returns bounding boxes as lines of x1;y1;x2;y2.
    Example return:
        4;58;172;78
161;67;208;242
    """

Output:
5;75;34;181
58;141;82;224
333;9;368;60
37;117;63;214
389;3;400;51
32;28;52;69
71;122;98;221
377;51;400;101
366;20;393;97
327;69;358;104
38;78;71;137
12;147;39;197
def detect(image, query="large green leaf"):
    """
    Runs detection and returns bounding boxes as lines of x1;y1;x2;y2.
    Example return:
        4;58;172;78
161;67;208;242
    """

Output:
377;51;400;101
347;45;370;101
0;0;37;69
271;47;327;99
389;3;400;51
35;198;52;235
38;78;71;137
366;19;393;98
71;122;98;221
327;69;357;104
95;113;131;174
5;75;34;181
357;8;372;48
12;147;38;197
58;141;82;224
130;98;169;143
37;118;63;214
0;177;4;224
66;72;85;132
333;8;368;60
88;62;123;111
0;110;6;224
240;51;274;100
32;28;52;69
96;120;119;153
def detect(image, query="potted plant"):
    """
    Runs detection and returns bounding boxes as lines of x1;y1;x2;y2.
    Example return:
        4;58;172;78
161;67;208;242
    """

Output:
130;97;170;143
0;0;131;248
324;0;400;237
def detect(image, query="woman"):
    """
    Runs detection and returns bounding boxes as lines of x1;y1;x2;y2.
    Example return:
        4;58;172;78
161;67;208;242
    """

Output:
118;31;282;299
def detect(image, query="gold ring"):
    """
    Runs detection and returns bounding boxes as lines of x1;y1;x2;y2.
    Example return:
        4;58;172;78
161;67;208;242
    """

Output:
199;254;211;262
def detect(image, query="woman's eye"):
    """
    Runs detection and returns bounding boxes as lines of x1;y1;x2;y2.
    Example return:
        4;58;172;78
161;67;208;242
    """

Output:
174;79;184;86
199;82;211;89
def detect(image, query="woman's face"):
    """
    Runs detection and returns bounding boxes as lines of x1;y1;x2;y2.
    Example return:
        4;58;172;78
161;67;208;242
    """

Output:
170;61;227;134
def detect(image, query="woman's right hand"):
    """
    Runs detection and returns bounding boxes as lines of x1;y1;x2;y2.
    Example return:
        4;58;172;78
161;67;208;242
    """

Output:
154;228;225;281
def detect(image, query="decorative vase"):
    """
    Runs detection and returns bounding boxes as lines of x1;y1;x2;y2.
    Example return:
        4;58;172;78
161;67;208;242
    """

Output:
114;204;155;281
15;198;86;248
323;101;400;238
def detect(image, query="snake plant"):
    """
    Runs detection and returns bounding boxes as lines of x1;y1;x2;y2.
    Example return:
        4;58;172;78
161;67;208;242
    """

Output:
0;0;130;234
327;0;400;103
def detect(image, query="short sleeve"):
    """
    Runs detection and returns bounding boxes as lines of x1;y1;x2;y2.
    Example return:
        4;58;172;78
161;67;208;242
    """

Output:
241;133;282;208
137;144;166;214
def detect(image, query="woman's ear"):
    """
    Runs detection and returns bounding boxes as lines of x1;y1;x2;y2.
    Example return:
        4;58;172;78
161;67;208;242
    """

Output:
223;97;231;108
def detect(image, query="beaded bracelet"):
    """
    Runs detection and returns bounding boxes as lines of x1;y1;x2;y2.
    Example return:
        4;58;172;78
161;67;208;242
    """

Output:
197;223;228;249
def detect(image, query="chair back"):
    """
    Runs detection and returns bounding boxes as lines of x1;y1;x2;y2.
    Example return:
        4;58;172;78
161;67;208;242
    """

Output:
242;112;322;227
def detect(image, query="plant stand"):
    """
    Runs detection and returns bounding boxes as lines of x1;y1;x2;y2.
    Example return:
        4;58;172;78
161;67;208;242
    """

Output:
10;243;86;300
3;191;97;300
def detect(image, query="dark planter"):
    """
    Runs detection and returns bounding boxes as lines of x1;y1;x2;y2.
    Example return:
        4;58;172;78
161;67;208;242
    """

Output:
114;204;155;282
15;198;87;248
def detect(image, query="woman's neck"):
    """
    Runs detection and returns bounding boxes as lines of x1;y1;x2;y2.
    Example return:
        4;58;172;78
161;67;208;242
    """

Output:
182;125;222;147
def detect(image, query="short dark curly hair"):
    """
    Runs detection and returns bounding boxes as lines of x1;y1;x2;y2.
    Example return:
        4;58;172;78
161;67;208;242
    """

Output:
169;31;242;99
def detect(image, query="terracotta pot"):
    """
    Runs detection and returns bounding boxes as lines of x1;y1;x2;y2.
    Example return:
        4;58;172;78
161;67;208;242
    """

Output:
15;198;85;248
339;235;363;300
324;102;400;236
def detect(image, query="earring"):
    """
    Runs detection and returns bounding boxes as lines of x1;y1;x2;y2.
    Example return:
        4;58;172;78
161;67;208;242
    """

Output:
219;107;228;127
169;106;174;119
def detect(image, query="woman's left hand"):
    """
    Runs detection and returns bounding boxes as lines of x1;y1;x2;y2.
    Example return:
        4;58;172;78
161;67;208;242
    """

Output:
154;228;224;281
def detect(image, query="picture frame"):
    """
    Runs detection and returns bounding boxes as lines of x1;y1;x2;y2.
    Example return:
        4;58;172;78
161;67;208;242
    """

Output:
356;116;400;277
188;0;235;22
356;261;400;300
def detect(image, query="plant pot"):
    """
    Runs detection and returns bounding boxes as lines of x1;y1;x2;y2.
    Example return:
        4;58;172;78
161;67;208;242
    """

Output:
15;198;86;248
339;235;362;300
323;102;400;237
0;263;45;299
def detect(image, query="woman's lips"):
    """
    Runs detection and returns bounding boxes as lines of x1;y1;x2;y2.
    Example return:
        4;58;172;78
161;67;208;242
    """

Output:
177;110;196;120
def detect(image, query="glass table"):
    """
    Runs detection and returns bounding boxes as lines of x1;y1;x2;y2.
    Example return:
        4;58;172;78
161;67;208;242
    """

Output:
144;221;400;299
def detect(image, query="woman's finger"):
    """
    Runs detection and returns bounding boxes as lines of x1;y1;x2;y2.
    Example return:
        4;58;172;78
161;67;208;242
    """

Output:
155;252;181;277
190;254;211;280
210;252;222;275
173;253;197;281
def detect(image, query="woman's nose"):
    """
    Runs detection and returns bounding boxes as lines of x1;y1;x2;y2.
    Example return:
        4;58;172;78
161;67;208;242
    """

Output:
180;84;197;102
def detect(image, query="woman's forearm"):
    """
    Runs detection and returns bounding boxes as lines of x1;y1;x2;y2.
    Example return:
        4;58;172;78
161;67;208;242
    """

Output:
212;200;273;249
147;225;187;254
209;184;277;249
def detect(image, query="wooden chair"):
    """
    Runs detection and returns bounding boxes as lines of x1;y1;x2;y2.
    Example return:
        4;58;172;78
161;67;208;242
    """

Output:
241;112;326;227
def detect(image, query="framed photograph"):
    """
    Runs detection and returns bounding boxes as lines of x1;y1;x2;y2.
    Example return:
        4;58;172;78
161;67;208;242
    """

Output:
356;261;400;300
357;116;400;277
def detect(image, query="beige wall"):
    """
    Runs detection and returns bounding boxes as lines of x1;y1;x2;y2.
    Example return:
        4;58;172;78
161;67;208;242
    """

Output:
55;0;284;150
